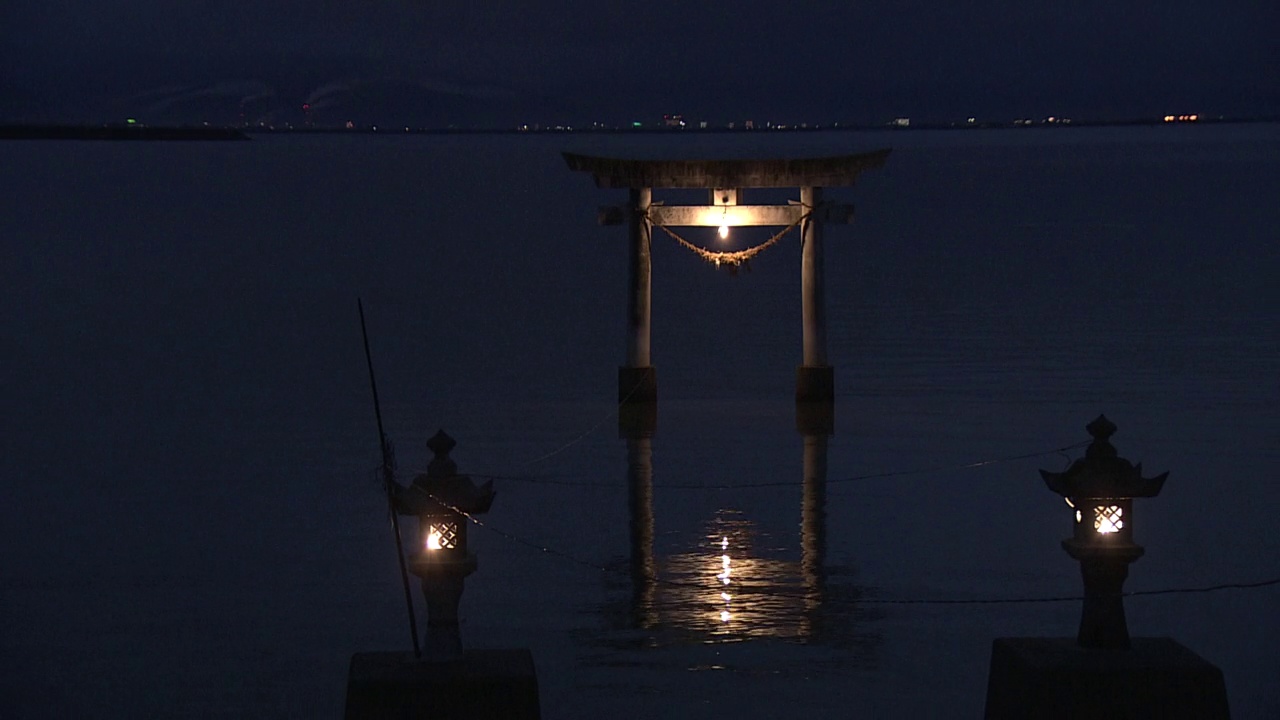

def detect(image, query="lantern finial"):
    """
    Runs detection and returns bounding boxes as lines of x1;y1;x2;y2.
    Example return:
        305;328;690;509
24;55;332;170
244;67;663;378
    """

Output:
1084;415;1118;458
427;429;459;479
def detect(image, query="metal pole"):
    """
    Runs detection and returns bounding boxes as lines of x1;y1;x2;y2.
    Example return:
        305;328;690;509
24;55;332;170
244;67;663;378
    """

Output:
358;299;422;659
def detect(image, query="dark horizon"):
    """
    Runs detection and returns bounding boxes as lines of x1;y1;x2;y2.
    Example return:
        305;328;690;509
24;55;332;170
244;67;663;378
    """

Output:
3;2;1277;128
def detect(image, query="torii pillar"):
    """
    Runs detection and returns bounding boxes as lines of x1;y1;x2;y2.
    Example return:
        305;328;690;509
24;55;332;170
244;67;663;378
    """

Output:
798;185;830;402
621;187;657;402
564;150;890;406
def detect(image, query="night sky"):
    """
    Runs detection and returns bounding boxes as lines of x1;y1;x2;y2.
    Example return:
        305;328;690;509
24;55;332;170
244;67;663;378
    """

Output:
3;1;1278;126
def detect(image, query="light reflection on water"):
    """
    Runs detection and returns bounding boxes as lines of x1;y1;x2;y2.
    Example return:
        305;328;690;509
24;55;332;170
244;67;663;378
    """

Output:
586;419;883;663
657;511;822;641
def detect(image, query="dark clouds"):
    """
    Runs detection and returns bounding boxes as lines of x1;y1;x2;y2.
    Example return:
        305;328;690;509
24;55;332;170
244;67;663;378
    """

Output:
3;1;1277;124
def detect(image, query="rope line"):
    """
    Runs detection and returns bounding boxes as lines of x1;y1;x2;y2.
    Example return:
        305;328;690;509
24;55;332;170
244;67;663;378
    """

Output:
406;486;1280;608
646;206;812;268
486;371;652;471
464;441;1089;490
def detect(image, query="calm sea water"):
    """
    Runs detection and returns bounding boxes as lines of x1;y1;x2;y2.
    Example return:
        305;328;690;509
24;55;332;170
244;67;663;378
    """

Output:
2;125;1278;718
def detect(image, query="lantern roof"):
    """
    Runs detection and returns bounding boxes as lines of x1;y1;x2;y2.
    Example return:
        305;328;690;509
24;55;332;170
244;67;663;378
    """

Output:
1040;415;1168;499
394;430;496;516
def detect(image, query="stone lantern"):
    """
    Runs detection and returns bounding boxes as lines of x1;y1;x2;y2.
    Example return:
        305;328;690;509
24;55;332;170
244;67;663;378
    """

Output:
1040;415;1167;649
346;430;541;720
984;416;1229;720
393;430;495;660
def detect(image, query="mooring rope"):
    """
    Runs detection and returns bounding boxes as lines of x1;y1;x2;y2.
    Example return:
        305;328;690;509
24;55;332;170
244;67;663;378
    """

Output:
463;441;1088;490
516;371;652;468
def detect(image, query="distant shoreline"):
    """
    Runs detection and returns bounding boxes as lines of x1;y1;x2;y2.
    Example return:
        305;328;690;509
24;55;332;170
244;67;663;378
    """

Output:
250;115;1278;135
0;125;250;141
3;117;1275;141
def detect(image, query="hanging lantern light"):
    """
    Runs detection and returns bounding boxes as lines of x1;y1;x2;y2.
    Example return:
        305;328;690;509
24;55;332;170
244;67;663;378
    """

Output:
712;188;738;241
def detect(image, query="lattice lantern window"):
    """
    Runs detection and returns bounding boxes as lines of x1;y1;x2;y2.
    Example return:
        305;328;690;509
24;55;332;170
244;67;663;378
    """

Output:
422;515;466;558
1069;497;1134;545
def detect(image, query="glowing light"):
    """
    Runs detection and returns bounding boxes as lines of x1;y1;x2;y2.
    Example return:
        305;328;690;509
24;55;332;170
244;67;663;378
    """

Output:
721;592;731;602
425;522;457;551
1075;510;1082;523
1094;506;1124;534
720;610;731;623
1064;497;1075;509
716;538;732;585
718;224;729;240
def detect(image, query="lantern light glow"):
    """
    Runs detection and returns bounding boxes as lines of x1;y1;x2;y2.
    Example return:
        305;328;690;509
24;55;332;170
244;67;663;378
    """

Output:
1094;505;1124;534
424;521;458;551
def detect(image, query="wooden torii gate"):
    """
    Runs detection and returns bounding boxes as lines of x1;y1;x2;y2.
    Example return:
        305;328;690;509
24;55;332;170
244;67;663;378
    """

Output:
565;149;890;405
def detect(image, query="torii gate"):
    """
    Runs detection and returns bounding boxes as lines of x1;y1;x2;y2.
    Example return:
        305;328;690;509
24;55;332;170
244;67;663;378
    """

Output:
565;149;890;405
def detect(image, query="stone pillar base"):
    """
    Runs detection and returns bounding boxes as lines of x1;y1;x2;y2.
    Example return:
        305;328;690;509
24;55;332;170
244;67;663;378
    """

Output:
618;401;657;439
345;649;540;720
619;366;657;403
796;365;834;403
984;637;1229;719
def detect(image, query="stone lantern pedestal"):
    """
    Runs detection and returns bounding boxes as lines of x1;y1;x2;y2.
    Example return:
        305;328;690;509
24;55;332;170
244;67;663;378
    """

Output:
984;638;1229;719
345;649;540;720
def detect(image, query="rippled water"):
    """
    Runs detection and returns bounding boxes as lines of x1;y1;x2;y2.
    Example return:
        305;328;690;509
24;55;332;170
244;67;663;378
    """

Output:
2;124;1278;717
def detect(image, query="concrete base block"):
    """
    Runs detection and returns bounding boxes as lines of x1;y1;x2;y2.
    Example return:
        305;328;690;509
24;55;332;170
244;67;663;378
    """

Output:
345;649;540;720
619;366;657;403
984;637;1229;720
796;365;834;403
